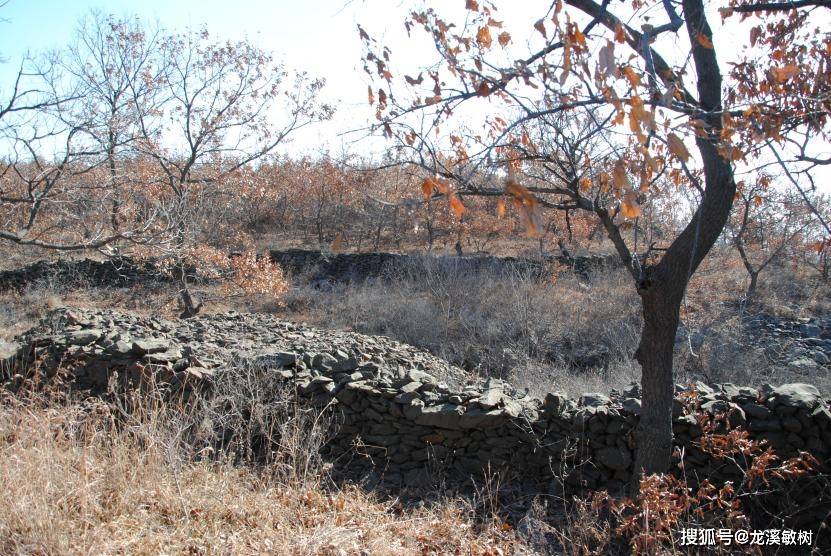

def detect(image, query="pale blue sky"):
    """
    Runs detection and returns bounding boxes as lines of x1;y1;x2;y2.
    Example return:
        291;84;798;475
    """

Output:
1;0;829;185
0;0;358;63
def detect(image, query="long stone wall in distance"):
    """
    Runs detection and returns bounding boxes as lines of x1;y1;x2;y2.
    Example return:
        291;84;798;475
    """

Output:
5;308;830;527
267;248;618;283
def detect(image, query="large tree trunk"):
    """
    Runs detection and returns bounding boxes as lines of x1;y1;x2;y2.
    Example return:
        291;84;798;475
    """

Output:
633;276;685;477
628;0;738;482
747;271;759;298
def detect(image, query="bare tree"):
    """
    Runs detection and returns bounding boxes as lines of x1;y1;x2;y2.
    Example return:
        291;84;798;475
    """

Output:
129;27;333;315
728;177;814;298
361;0;831;481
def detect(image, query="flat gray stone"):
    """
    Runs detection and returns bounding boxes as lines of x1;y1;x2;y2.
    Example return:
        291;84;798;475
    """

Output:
67;329;102;345
770;383;823;409
413;403;464;429
131;338;170;355
459;408;507;428
579;393;610;407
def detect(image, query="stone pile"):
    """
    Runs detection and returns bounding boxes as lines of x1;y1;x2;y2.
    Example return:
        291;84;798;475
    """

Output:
745;313;831;371
4;308;830;524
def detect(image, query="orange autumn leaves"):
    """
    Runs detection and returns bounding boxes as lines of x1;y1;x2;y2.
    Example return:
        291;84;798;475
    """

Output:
504;179;543;235
422;175;467;219
422;174;548;236
423;160;649;234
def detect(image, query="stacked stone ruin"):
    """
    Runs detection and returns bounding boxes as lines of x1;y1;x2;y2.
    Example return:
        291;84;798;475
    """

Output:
0;248;617;295
0;256;189;293
268;248;618;283
4;308;830;526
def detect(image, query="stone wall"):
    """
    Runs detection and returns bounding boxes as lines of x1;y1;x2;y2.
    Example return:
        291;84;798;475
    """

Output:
5;308;830;526
0;249;616;296
0;249;618;295
0;257;182;293
268;248;618;283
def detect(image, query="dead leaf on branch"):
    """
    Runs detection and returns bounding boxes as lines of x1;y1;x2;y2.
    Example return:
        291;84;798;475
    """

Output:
477;26;493;49
667;132;691;163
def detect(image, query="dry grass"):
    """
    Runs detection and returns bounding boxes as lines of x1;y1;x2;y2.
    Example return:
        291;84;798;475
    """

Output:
273;257;642;396
0;385;522;555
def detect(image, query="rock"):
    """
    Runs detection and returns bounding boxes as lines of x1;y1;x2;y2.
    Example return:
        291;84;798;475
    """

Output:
719;383;741;399
394;391;421;404
579;393;610;407
403;468;432;488
770;383;822;409
701;400;732;413
477;386;506;410
748;419;782;432
787;357;819;372
67;329;102;345
131;338;170;355
399;381;422;394
622;382;641;398
595;446;632;471
107;340;134;356
621;398;641;415
690;380;715;397
812;351;829;366
333;356;359;372
407;369;436;384
742;403;772;420
543;392;567;415
799;323;821;338
811;405;831;428
459;408;507;428
413;403;465;429
145;349;184;364
258;351;297;367
312;353;338;369
183;366;214;381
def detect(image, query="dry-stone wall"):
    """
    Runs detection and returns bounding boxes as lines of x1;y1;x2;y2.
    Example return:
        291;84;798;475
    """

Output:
0;249;616;294
4;308;830;525
268;248;617;283
0;257;186;293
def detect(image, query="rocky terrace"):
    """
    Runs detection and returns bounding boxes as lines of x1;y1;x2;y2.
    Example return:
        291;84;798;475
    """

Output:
3;308;831;528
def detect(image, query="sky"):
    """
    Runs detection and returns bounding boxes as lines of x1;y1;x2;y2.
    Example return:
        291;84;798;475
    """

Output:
0;0;829;194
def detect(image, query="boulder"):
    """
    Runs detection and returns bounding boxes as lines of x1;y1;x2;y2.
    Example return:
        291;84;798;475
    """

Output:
595;446;632;471
413;403;465;429
769;383;823;409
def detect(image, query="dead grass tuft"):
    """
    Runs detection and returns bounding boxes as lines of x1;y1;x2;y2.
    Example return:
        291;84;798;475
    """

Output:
0;386;522;555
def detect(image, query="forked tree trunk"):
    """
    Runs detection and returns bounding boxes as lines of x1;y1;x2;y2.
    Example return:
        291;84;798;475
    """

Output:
626;0;738;482
747;271;759;298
